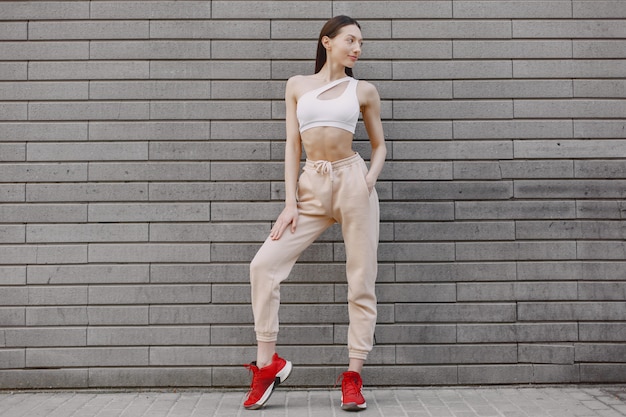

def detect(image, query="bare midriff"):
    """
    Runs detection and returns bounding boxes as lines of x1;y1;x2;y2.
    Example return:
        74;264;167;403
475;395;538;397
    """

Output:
301;126;355;162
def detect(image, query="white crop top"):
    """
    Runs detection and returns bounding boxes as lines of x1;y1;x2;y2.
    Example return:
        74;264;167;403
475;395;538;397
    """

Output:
296;76;360;134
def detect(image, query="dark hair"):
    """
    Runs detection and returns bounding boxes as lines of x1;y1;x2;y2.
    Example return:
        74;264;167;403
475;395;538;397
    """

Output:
315;15;361;77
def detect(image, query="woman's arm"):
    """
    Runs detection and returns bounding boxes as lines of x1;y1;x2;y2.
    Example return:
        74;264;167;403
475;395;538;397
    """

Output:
270;76;302;240
359;81;386;193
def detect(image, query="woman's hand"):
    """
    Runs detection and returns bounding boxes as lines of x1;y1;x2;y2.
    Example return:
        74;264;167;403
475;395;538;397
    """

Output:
365;173;377;195
270;204;299;240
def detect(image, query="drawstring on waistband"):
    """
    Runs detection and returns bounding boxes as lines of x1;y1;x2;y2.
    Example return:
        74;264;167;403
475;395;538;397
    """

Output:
313;160;334;181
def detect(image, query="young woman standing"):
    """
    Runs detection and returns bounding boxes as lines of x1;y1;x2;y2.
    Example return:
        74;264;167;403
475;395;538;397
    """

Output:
244;15;386;412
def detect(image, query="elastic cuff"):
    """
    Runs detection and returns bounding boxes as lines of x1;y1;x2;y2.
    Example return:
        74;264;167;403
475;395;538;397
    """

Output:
256;332;278;343
348;349;369;361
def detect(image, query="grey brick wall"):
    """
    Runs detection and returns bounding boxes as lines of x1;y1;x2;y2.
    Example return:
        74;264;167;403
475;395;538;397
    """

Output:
0;0;625;389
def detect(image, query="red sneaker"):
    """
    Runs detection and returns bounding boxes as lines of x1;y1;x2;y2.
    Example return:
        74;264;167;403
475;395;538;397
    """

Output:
339;371;367;411
243;353;292;410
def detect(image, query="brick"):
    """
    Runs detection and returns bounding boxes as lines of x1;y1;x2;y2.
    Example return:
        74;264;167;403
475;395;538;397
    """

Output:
150;101;269;120
213;1;329;18
89;121;209;141
212;242;331;263
396;262;516;283
363;365;458;386
454;120;573;139
577;201;625;219
0;63;26;81
368;283;456;303
0;225;25;243
454;1;572;18
29;102;149;121
28;61;149;80
0;2;90;20
0;204;87;223
380;202;454;221
149;142;269;161
580;323;626;342
89;244;211;264
91;41;210;60
582;262;626;281
579;282;626;301
27;142;147;161
335;1;451;18
149;182;268;202
575;80;626;98
0;122;87;141
0;42;89;61
0;103;26;121
395;221;514;241
1;81;89;101
0;246;36;264
87;307;149;326
383;121;452;140
88;367;210;388
88;203;209;222
0;267;26;285
578;241;626;260
394;181;512;201
394;60;512;79
0;184;24;202
27;286;88;305
533;364;580;383
378;243;455;262
455;40;571;59
394;20;511;39
454;80;572;99
457;282;578;301
150;60;270;80
499;161;574;179
150;223;268;243
514;59;626;78
90;81;211;100
88;162;211;181
27;347;148;368
515;180;626;199
26;183;148;202
515;100;626;119
576;343;626;363
397;303;516;323
574;1;626;18
151;20;269;39
519;344;575;364
210;80;284;100
516;221;625;240
375;324;456;344
513;20;626;38
397;344;517;365
27;223;148;243
0;369;88;389
460;323;578;343
150;264;247;284
393;141;512;160
581;364;626;383
518;302;626;321
0;163;86;182
26;307;88;326
395;100;512;120
29;21;149;40
27;265;149;285
0;288;27;306
575;120;626;138
149;305;252;325
88;285;211;305
211;202;280;221
459;365;533;384
456;201;576;220
456;242;576;261
6;328;86;347
0;349;24;369
0;143;24;161
577;161;626;179
0;308;25;326
576;40;626;59
380;162;452;181
88;326;211;346
90;1;211;19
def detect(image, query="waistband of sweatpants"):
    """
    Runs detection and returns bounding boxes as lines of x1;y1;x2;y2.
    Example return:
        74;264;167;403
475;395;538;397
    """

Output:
305;152;362;170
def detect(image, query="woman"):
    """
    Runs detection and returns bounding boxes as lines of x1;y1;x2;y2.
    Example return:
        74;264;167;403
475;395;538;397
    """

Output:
244;15;386;412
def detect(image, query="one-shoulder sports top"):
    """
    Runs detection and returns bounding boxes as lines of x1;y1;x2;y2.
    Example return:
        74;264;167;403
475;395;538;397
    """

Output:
296;76;360;134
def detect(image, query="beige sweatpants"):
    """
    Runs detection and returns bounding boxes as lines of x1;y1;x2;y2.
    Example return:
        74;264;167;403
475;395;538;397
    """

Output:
250;152;379;360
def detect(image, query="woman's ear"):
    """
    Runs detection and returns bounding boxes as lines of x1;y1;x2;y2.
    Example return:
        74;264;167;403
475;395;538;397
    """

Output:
322;35;331;50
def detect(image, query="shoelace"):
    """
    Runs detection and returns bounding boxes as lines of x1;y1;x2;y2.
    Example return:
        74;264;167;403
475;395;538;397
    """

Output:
334;372;361;395
244;363;261;395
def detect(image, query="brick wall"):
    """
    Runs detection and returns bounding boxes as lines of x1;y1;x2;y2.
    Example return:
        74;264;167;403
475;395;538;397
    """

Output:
1;1;625;389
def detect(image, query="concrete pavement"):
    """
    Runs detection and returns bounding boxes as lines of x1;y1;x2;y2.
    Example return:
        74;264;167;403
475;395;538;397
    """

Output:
1;386;626;417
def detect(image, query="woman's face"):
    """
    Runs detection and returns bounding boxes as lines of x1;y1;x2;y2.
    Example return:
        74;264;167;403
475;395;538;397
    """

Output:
326;24;363;69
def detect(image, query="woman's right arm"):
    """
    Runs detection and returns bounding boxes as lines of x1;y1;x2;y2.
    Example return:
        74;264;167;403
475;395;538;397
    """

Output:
269;76;302;240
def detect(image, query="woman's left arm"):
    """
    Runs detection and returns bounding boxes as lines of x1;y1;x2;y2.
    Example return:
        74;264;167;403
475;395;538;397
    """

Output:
359;81;387;193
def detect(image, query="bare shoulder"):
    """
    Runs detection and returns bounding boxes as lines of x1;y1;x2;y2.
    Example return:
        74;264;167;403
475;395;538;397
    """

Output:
356;79;381;106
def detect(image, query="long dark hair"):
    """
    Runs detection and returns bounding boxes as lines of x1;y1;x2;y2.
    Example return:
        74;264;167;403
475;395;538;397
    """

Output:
315;15;361;77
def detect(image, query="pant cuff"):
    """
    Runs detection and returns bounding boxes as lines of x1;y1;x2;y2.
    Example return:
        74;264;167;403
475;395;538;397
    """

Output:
256;332;278;343
348;349;369;361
